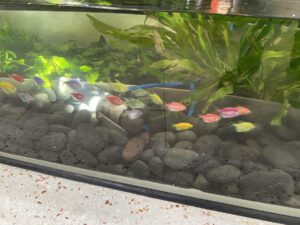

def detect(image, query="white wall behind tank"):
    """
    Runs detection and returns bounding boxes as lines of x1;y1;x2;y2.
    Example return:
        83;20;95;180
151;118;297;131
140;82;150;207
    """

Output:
0;11;149;45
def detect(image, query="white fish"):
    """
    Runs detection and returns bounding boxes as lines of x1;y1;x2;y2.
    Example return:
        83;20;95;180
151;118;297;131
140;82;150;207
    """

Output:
127;109;143;120
18;93;34;103
64;104;75;114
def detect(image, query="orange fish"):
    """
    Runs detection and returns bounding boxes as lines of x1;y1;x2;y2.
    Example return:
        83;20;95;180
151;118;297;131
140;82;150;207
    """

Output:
165;102;186;112
106;95;124;106
198;113;221;123
235;106;251;115
71;92;85;101
11;73;24;82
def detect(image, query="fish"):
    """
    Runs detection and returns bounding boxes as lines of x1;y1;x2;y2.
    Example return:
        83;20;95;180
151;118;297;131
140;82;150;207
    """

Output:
232;122;255;133
126;99;145;109
0;81;17;95
235;106;251;115
106;95;124;106
18;92;34;103
149;93;163;105
33;76;44;86
127;109;143;120
71;92;85;101
165;102;187;112
10;73;24;82
64;78;82;89
218;107;240;118
111;82;128;93
131;88;148;98
173;122;193;131
198;113;221;123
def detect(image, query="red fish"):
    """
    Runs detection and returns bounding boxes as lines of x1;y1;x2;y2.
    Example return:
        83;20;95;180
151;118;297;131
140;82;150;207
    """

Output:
106;95;124;106
198;113;221;123
71;92;85;101
218;107;240;118
235;106;251;115
165;102;186;112
11;73;24;82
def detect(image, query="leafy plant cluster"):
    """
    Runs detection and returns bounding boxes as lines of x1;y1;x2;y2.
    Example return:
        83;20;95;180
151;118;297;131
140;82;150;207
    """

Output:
0;18;159;88
87;13;300;124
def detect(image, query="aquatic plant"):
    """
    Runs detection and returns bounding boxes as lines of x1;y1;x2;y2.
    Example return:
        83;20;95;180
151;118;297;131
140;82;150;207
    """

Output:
87;13;300;124
0;50;26;75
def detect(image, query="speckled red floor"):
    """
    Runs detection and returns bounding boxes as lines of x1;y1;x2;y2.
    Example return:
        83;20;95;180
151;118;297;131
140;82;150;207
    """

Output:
0;164;280;225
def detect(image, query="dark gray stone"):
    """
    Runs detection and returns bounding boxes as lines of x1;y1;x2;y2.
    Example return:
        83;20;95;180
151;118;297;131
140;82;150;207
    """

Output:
206;165;241;183
73;149;98;167
49;124;71;134
152;137;169;157
270;125;297;141
131;160;150;177
39;150;60;162
263;145;300;170
97;146;122;164
163;148;199;170
194;159;221;174
24;117;49;141
193;174;210;190
71;110;91;128
59;150;77;165
175;130;197;142
220;182;239;194
0;121;34;149
221;144;260;161
282;195;300;208
193;135;221;157
151;131;176;145
164;171;194;187
140;149;155;162
120;115;144;135
148;156;164;177
36;132;67;152
107;129;128;146
174;141;193;150
76;123;108;154
239;170;294;201
257;132;281;147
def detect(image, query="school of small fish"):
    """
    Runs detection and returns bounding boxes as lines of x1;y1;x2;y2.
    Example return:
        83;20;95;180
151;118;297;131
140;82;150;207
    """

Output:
0;72;256;133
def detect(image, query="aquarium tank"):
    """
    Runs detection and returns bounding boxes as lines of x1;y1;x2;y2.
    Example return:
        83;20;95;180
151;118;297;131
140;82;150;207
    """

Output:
0;0;300;223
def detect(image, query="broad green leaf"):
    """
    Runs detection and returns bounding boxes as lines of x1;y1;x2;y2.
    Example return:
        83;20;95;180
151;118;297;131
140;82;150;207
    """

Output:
86;71;99;84
80;65;92;73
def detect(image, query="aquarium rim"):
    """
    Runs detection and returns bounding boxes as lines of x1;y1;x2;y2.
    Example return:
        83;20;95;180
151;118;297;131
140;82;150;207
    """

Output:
1;2;300;21
0;152;299;225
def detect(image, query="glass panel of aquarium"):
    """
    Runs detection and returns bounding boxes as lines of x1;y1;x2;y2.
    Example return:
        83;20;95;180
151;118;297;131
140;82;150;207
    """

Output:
0;1;300;223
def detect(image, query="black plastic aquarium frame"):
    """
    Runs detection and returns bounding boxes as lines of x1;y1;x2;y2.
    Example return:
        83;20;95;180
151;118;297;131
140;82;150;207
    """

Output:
0;155;299;225
1;0;300;20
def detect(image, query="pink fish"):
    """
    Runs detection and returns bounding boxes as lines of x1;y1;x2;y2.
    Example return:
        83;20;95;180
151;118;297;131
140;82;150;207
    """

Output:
71;92;85;101
218;107;240;118
106;95;124;106
198;113;221;123
165;102;186;112
11;73;24;82
235;106;251;115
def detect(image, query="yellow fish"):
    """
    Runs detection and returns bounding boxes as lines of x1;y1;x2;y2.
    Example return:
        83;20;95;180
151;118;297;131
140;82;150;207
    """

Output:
0;81;17;95
149;93;163;105
233;122;255;133
111;82;128;93
173;123;193;131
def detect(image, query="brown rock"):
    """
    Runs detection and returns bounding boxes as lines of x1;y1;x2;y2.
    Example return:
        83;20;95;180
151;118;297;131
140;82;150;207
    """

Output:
122;132;150;162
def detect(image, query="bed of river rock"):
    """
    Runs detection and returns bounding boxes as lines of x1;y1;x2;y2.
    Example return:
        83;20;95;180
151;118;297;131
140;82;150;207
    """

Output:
0;97;300;209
